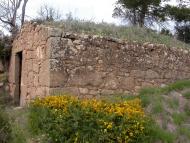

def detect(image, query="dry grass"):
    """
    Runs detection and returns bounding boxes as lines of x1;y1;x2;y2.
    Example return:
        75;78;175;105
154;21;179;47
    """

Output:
41;19;190;49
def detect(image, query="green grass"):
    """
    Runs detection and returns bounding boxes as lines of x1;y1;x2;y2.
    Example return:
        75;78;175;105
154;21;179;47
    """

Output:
163;80;190;93
143;80;190;95
42;19;190;49
168;97;179;109
179;127;190;139
183;92;190;99
10;123;27;143
5;107;46;143
152;100;164;114
100;93;136;103
184;104;190;116
146;123;176;143
172;112;187;126
0;108;11;143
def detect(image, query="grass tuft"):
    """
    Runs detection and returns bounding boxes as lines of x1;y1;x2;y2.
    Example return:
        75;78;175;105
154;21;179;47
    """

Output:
172;112;187;126
183;92;190;99
163;80;190;93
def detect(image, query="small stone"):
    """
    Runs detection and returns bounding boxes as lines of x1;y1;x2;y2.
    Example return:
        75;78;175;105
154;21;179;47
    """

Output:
148;44;154;49
146;70;159;79
87;66;94;71
48;28;62;37
89;90;98;95
143;42;150;47
79;88;89;94
0;60;4;73
101;89;114;95
5;85;9;91
73;40;81;45
0;82;4;87
98;60;103;64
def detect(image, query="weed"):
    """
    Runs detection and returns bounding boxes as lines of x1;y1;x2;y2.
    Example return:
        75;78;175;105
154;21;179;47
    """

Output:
0;109;11;143
184;104;190;116
172;112;187;125
145;122;175;143
152;100;164;114
183;92;190;99
10;123;27;143
179;127;190;139
168;98;179;109
163;80;190;93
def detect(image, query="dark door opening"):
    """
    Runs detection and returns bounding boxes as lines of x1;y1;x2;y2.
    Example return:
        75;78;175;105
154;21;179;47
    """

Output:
15;51;22;106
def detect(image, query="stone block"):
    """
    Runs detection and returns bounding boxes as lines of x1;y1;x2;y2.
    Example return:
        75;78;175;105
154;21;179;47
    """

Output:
79;88;89;94
0;60;4;73
120;77;135;91
146;70;159;79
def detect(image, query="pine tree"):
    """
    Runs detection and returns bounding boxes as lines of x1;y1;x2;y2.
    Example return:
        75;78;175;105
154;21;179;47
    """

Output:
113;0;167;27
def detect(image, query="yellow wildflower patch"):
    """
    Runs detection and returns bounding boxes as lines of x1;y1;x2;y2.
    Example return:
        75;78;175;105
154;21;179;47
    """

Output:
31;95;148;143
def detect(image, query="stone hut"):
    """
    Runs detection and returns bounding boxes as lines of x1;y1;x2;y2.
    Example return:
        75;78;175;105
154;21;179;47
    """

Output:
9;22;190;106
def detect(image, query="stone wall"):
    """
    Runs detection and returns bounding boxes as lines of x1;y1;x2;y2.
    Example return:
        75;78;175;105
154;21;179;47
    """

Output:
49;32;190;97
9;23;190;105
9;23;51;106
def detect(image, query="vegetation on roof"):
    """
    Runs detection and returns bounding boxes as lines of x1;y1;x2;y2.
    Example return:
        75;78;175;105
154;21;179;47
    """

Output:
42;19;190;49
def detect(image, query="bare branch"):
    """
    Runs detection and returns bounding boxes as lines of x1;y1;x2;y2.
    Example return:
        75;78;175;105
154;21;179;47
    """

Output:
0;0;29;36
21;0;28;25
37;4;61;22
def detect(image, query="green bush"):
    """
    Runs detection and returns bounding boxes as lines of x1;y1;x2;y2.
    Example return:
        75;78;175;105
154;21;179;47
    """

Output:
0;109;11;143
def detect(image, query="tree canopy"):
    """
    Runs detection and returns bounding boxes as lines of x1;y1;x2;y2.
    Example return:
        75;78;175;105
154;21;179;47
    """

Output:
113;0;168;27
166;1;190;43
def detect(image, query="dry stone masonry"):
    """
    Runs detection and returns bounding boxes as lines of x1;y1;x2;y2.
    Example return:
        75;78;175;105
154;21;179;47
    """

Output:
9;22;190;106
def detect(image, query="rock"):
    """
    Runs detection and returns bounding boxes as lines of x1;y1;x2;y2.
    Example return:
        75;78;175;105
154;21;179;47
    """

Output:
0;82;3;87
48;27;62;37
101;89;115;95
0;60;4;73
146;70;159;79
5;85;9;91
130;70;145;78
79;88;89;94
73;40;81;45
120;77;135;91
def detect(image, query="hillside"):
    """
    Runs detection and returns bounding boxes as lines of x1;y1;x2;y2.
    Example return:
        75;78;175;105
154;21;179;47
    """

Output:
40;19;190;49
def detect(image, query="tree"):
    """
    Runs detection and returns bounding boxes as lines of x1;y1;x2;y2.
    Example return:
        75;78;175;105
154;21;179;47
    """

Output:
113;0;168;27
167;1;190;43
0;0;29;36
38;4;61;22
175;24;190;43
0;32;12;69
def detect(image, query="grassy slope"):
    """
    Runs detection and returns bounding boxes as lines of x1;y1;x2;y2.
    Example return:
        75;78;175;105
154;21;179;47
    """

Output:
106;80;190;143
138;81;190;143
42;20;190;49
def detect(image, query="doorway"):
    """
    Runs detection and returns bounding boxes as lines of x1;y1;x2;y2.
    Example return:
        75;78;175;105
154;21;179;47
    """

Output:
14;51;22;106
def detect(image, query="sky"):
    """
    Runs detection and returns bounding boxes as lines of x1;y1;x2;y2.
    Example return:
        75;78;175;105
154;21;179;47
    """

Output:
25;0;119;23
0;0;179;34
